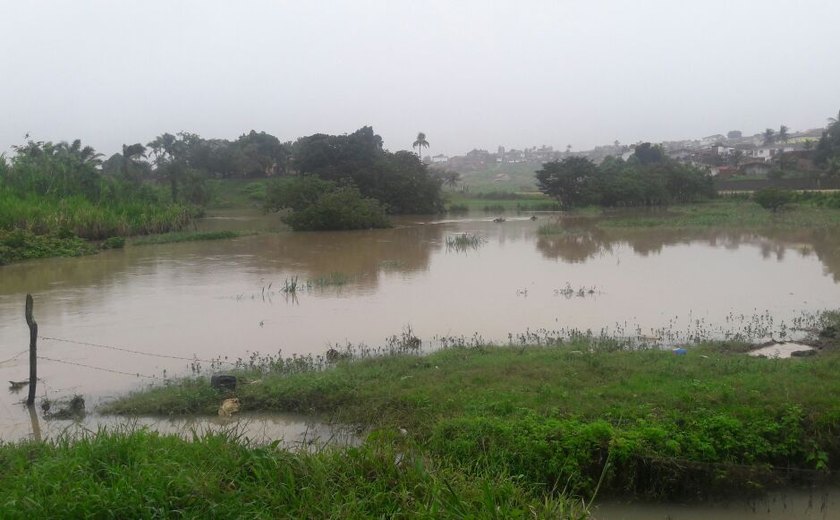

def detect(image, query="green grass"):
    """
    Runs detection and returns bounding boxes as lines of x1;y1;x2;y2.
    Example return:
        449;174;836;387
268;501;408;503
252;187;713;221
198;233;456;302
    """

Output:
445;192;556;213
0;429;587;518
593;199;840;229
207;179;269;209
103;321;840;498
130;230;245;246
0;190;195;240
0;188;198;264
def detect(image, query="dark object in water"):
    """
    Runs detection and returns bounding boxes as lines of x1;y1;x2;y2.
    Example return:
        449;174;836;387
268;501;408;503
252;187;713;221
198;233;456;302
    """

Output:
530;215;537;221
45;395;85;420
493;217;506;223
8;380;28;392
211;374;237;392
791;349;817;357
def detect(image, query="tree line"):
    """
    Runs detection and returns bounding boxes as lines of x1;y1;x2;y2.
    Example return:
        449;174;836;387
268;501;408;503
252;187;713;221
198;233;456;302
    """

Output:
535;143;715;208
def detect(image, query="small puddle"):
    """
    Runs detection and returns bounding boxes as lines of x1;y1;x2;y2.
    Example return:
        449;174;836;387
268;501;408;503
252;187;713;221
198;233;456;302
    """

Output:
4;406;359;448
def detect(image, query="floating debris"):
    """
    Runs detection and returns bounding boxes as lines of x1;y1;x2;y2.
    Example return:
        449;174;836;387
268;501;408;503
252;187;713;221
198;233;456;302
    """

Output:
218;397;241;417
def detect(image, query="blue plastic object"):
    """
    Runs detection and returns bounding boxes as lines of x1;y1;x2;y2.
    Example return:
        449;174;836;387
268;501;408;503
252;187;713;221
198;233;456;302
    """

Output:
672;348;687;356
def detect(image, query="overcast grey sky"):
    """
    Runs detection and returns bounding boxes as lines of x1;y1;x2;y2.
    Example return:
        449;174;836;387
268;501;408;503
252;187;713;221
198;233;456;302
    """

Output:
1;0;839;157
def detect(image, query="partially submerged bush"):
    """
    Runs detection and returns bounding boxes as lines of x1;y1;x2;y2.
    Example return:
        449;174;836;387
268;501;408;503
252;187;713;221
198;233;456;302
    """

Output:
753;187;793;212
266;177;390;231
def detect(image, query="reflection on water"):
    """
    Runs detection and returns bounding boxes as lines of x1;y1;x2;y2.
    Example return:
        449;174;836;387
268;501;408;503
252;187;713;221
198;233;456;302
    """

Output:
2;211;840;440
8;406;356;447
595;487;839;519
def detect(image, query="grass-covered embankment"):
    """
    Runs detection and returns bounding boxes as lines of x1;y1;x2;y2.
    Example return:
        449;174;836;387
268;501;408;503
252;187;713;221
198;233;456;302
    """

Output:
0;189;197;264
0;430;586;518
445;191;561;213
104;325;840;499
130;230;246;246
593;194;840;230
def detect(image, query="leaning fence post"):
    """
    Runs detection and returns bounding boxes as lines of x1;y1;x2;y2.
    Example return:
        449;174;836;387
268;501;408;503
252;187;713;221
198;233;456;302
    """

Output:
25;294;37;406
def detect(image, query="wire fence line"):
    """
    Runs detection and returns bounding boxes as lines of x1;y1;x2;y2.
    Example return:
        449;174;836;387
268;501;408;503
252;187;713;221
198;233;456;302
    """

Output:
0;350;29;366
39;335;234;365
36;355;166;381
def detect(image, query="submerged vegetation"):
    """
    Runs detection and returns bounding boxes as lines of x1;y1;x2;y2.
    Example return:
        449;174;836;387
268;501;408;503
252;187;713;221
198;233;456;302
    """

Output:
130;230;243;245
445;232;486;252
103;312;840;501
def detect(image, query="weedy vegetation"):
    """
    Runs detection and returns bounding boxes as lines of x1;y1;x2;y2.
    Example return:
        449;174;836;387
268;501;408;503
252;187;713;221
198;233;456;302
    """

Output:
445;232;487;252
101;311;840;501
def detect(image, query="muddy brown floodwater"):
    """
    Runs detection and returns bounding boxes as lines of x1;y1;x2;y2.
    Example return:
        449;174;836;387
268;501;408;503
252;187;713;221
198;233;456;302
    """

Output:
2;210;840;442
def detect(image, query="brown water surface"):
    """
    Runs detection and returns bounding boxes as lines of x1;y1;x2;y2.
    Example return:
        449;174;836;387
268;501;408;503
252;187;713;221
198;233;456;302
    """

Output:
2;212;840;441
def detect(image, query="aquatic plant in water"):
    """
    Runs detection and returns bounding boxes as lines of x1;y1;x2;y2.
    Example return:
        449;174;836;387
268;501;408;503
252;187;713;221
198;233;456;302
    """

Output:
445;232;487;253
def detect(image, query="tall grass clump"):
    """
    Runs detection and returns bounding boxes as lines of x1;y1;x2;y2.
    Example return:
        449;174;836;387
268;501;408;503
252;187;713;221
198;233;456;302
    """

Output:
445;232;487;252
0;430;589;518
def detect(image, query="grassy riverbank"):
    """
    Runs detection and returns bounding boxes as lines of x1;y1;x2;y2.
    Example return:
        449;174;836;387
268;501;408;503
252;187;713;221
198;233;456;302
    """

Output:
593;194;840;229
0;430;586;518
104;319;840;499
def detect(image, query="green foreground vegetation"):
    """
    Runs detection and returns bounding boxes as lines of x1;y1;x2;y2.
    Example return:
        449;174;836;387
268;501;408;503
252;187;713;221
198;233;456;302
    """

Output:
592;193;840;230
0;430;586;518
100;312;840;504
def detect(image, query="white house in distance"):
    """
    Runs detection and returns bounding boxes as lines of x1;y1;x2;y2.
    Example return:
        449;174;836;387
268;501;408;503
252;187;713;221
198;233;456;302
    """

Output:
431;154;448;163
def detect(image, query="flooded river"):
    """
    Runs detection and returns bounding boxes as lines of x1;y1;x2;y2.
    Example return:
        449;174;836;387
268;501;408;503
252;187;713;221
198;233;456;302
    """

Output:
2;211;840;442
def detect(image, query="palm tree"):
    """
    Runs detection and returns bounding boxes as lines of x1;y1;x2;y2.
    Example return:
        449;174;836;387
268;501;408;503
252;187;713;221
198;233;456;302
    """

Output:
413;132;429;160
828;109;840;125
778;125;789;143
121;143;147;179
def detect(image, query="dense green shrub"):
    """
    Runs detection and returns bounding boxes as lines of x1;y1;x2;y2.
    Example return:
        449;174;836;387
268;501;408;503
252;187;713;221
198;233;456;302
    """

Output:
265;176;391;231
753;187;793;212
282;185;390;231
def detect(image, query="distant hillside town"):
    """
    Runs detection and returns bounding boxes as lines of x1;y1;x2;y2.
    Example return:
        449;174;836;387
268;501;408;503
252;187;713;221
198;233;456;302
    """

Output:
427;126;826;182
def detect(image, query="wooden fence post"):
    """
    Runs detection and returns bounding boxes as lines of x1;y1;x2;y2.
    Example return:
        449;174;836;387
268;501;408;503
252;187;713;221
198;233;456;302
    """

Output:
25;294;37;406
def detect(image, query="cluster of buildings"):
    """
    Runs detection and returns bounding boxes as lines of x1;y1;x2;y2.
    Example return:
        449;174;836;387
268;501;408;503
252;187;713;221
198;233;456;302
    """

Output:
427;128;825;180
660;128;823;177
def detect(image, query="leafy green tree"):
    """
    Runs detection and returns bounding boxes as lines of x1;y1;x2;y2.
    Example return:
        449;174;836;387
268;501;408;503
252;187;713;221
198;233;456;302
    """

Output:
763;128;776;145
121;143;147;182
265;176;390;231
413;132;429;159
292;127;443;214
264;175;335;212
236;130;290;177
631;142;666;165
535;156;597;209
7;139;102;200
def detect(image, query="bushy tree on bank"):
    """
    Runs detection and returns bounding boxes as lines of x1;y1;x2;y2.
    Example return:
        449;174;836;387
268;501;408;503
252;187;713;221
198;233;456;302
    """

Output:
291;126;444;214
264;176;390;231
536;143;715;208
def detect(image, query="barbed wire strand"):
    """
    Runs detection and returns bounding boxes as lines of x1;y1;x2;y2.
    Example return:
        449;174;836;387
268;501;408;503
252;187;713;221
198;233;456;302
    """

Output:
40;336;232;365
0;350;29;366
37;355;164;380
